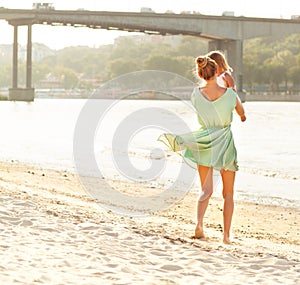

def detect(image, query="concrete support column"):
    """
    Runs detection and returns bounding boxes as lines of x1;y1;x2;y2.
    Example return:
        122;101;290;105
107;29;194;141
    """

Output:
9;22;34;101
26;24;32;89
227;40;243;93
12;24;18;88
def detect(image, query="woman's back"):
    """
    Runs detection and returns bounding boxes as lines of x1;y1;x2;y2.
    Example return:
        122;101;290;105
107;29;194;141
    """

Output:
191;87;237;129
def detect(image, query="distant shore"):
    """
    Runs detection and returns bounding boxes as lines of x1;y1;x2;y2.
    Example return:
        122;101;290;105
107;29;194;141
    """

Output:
2;88;300;101
35;90;300;101
245;93;300;102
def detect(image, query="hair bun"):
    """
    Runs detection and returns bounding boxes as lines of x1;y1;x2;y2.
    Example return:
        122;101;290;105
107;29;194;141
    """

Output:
196;56;208;69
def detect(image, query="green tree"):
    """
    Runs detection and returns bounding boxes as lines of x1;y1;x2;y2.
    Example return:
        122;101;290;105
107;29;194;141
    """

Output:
32;63;50;87
263;58;285;91
0;64;11;87
174;55;195;80
2;32;300;93
176;37;208;57
285;34;300;54
53;66;78;88
287;51;300;92
243;35;300;91
106;58;139;79
143;54;178;73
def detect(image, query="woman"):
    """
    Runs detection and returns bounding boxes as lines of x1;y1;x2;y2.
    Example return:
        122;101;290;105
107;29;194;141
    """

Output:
159;55;246;244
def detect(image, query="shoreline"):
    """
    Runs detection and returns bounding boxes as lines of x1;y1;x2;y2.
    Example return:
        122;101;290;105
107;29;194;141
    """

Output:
245;93;300;102
1;160;299;284
1;159;299;245
2;91;300;101
3;156;300;210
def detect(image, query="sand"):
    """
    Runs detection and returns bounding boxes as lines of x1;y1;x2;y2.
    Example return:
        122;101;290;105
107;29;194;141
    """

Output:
0;160;299;285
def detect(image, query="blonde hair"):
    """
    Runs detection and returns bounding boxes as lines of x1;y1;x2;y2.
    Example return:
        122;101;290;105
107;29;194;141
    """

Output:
195;56;217;80
207;50;232;73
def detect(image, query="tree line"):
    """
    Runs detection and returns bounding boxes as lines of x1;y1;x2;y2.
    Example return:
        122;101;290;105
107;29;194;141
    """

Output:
0;34;299;93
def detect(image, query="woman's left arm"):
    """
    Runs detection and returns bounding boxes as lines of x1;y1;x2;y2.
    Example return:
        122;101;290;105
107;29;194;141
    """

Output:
235;96;246;122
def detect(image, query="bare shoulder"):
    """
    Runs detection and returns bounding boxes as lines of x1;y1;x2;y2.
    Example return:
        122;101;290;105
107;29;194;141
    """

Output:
223;72;235;88
223;72;234;80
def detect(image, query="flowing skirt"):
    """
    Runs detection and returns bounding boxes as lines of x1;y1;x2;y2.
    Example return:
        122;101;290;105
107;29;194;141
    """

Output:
158;126;238;172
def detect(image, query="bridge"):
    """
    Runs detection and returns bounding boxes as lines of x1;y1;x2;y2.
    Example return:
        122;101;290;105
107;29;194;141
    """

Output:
1;8;300;101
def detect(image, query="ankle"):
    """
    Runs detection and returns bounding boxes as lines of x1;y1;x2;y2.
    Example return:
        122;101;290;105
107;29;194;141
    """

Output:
195;224;205;239
223;233;231;244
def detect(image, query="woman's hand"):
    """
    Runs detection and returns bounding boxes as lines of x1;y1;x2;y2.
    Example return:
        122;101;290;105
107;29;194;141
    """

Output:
240;114;246;122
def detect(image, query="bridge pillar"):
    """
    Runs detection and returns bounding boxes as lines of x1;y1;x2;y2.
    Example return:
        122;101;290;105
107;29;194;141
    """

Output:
26;24;32;89
208;40;245;102
12;24;18;88
8;22;34;102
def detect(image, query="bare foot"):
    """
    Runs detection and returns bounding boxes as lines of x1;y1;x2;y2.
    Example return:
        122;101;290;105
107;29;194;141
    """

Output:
223;235;231;244
194;226;205;239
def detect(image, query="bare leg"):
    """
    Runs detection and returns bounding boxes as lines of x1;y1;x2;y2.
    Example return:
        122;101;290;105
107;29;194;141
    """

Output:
220;169;235;244
195;165;213;239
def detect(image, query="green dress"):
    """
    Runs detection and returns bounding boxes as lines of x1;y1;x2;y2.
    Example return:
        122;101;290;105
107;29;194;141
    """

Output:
158;87;238;172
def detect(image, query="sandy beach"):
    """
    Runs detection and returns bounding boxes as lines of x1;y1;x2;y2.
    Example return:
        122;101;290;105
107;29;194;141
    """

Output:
0;160;299;285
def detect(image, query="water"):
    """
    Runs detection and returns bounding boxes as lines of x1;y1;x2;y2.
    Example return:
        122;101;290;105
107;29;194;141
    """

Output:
0;99;299;209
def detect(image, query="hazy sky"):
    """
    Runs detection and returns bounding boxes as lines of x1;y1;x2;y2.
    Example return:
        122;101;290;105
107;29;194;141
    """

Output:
0;0;298;49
